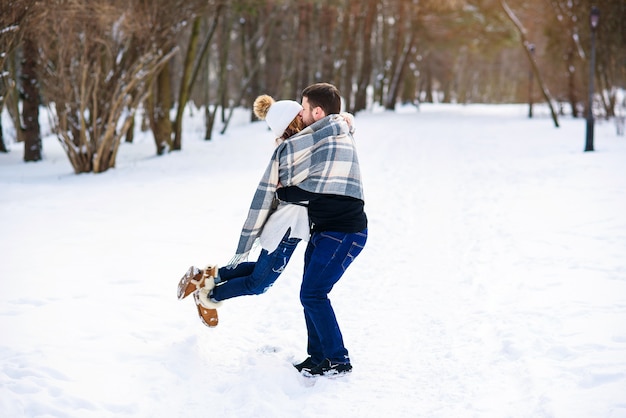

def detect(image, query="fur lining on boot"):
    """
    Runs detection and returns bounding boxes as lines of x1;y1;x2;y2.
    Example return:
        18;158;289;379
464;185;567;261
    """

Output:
203;265;218;288
197;287;222;309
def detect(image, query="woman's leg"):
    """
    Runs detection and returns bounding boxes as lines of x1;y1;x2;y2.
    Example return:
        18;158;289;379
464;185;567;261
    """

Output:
215;263;256;284
211;237;300;301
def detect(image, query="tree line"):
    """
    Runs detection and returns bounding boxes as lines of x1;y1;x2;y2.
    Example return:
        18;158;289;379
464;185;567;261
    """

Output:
1;0;624;173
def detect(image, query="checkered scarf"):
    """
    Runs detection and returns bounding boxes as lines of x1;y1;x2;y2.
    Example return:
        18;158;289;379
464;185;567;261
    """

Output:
229;114;364;265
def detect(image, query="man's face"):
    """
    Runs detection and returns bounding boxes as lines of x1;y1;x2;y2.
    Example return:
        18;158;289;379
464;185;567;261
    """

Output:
300;97;324;127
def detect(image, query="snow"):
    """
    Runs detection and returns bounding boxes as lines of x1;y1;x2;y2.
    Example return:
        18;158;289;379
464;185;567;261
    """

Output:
1;104;625;417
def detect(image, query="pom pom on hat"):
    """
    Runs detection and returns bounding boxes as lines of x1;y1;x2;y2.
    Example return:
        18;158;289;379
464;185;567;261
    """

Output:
253;94;302;138
253;95;274;120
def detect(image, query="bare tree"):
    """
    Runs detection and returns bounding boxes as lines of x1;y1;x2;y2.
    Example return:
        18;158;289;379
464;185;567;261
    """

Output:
173;4;223;148
0;0;36;152
353;0;377;113
500;0;559;127
204;5;232;140
220;5;277;134
0;50;21;152
384;0;417;110
544;0;585;118
37;1;177;173
21;31;42;162
317;3;339;86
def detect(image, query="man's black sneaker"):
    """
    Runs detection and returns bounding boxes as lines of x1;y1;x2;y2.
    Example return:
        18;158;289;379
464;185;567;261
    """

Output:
303;358;352;377
294;357;317;373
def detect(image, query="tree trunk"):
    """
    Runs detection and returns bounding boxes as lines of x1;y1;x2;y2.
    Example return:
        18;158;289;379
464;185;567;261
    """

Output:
190;7;222;95
125;117;135;143
353;0;377;113
339;0;359;112
402;69;418;104
221;15;275;134
205;15;230;140
264;16;284;97
173;17;201;150
600;69;615;118
203;43;214;140
0;117;7;153
500;0;559;127
318;4;337;84
218;13;231;124
565;49;579;118
204;105;216;141
291;3;311;99
190;10;223;139
386;33;416;110
425;59;435;103
21;33;42;162
151;64;173;155
384;1;410;110
5;50;24;143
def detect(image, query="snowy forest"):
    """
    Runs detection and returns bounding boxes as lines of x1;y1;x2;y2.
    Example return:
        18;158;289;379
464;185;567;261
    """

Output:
1;0;625;173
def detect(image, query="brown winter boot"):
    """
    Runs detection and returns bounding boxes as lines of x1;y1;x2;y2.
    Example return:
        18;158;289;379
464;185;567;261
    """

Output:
193;290;220;328
193;271;223;328
177;265;218;300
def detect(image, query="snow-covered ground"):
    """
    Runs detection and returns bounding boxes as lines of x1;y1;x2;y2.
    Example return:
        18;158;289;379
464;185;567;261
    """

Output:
1;104;625;417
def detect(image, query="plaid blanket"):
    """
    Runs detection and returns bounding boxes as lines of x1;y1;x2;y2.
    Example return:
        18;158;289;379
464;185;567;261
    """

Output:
229;114;364;264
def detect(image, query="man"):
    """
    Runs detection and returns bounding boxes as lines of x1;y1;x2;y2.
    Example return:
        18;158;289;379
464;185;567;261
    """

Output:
277;83;368;376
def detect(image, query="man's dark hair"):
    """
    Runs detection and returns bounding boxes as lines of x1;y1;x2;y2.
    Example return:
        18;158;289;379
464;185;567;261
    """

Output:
301;83;341;115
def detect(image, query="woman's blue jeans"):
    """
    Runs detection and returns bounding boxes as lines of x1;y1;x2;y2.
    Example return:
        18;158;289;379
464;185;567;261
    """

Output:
301;229;367;364
211;236;301;301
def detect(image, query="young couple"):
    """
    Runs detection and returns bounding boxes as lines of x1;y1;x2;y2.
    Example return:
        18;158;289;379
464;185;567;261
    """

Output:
178;83;367;377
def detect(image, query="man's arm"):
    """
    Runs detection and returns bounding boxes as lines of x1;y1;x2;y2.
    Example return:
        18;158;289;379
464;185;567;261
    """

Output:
276;186;315;203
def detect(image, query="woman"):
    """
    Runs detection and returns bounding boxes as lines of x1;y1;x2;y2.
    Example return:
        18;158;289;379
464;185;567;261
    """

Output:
177;95;309;327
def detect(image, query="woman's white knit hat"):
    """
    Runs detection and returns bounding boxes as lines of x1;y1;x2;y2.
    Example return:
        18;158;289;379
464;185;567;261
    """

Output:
254;95;302;137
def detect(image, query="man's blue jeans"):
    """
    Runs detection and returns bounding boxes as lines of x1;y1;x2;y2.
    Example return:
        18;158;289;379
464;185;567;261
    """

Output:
301;229;367;364
212;236;301;301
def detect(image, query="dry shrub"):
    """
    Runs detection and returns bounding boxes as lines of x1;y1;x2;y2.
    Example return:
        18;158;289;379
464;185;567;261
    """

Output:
37;0;177;173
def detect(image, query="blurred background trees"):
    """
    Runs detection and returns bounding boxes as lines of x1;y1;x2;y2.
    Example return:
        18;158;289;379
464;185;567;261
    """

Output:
1;0;625;172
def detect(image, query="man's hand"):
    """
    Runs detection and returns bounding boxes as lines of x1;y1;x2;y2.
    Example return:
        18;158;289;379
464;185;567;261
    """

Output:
340;112;355;134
